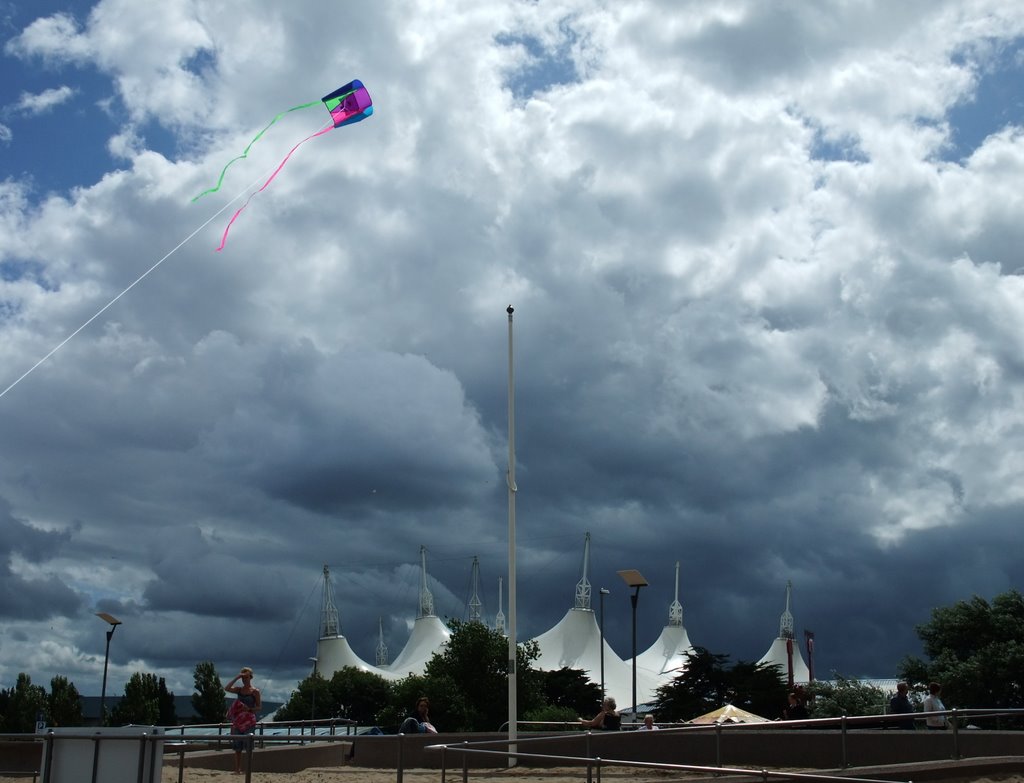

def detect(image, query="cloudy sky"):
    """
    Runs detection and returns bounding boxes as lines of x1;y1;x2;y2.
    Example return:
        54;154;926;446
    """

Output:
2;0;1024;706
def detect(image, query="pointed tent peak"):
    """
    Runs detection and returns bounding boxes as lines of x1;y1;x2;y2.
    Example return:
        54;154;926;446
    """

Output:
320;564;341;638
667;560;683;627
375;616;389;666
468;555;483;623
779;580;795;640
574;532;592;611
418;545;435;619
495;576;506;635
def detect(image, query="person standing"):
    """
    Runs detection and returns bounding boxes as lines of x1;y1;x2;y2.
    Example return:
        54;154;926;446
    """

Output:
225;667;262;774
922;682;947;730
888;682;915;729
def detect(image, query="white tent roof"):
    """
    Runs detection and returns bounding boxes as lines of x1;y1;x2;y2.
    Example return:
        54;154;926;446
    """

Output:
757;636;810;684
384;615;451;676
316;635;399;680
531;607;662;706
635;624;694;676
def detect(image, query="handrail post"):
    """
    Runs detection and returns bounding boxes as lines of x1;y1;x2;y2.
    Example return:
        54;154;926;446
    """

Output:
585;730;593;783
462;741;469;783
135;732;146;783
397;732;405;783
41;730;55;783
90;732;101;783
951;708;960;759
840;714;848;769
440;743;447;783
715;723;722;767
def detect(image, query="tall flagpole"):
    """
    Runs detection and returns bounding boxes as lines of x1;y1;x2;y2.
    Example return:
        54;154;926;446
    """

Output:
506;304;518;764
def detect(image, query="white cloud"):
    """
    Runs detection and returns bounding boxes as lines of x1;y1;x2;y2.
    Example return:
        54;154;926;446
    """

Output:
12;86;76;116
0;123;11;143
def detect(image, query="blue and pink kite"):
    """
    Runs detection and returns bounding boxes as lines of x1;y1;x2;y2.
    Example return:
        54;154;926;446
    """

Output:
194;79;373;251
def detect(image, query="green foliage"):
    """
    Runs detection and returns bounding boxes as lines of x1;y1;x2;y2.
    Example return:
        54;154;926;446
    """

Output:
47;675;83;728
805;676;887;718
192;661;227;724
109;672;161;726
537;667;602;718
898;589;1024;722
327;667;394;726
0;673;47;732
424;619;544;731
522;704;579;727
157;677;177;725
274;672;322;722
652;647;788;722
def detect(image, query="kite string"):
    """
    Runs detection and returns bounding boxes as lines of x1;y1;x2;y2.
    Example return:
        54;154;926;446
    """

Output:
0;158;296;401
215;121;335;252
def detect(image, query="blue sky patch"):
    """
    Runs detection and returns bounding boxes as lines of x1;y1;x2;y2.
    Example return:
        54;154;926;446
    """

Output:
945;38;1024;160
496;28;579;100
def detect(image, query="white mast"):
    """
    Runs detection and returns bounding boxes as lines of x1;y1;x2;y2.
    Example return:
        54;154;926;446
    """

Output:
375;617;389;666
469;556;483;623
574;532;592;610
506;304;518;762
495;576;506;635
320;564;340;638
418;545;435;619
668;561;683;627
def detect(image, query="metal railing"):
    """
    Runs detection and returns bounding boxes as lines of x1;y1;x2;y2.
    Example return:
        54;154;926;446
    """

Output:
424;707;1024;783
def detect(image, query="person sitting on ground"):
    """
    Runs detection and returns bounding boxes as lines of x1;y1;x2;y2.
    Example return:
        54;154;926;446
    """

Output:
399;696;438;734
580;697;621;730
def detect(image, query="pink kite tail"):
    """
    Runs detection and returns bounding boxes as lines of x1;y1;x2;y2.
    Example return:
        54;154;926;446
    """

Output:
215;124;335;252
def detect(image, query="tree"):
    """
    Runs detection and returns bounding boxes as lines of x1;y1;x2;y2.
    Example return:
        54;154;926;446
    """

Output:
157;677;177;726
652;647;787;722
536;667;602;718
327;667;394;726
805;676;887;718
898;589;1024;723
422;619;544;731
47;675;84;728
192;661;226;724
0;673;47;732
109;673;160;726
275;672;325;723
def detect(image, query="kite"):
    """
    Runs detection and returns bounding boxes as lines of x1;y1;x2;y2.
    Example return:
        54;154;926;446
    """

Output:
194;79;374;251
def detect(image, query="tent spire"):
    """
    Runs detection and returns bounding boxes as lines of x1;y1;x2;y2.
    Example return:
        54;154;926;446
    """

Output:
668;561;683;627
495;576;506;634
779;580;795;639
320;564;340;638
574;532;593;610
375;616;389;666
469;556;483;623
418;545;435;619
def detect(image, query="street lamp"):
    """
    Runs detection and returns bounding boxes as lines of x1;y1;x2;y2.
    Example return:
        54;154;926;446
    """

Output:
617;569;648;724
598;588;610;699
309;657;319;724
95;612;122;725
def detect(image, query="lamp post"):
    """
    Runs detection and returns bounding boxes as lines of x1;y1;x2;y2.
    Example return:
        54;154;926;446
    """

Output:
617;569;648;724
95;612;122;725
598;588;610;699
309;657;319;724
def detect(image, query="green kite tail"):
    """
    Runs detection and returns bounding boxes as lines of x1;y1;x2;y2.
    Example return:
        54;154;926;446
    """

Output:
191;100;321;202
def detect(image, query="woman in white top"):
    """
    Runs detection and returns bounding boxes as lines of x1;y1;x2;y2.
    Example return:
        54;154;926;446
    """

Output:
922;682;946;729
